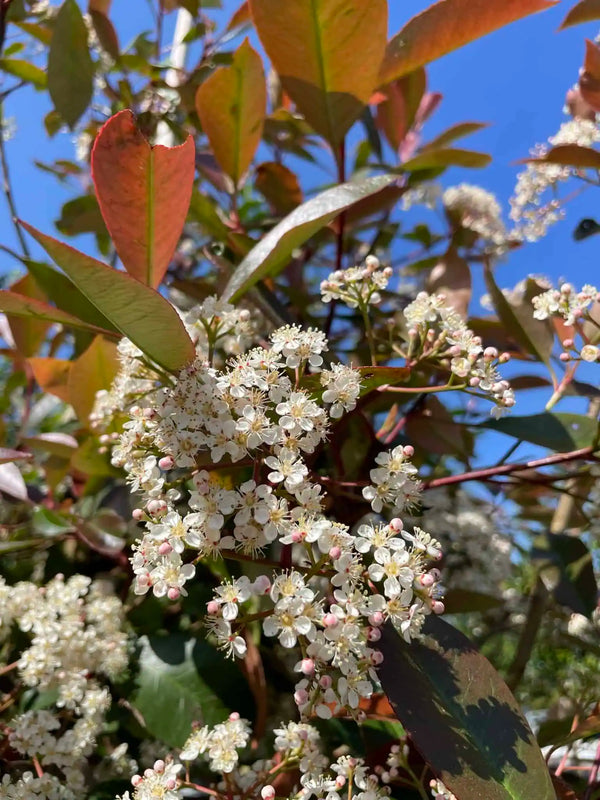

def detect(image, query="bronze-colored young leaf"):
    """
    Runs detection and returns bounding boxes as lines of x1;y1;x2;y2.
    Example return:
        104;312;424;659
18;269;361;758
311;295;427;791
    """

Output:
380;0;557;85
255;162;303;214
221;174;397;302
89;9;119;61
421;121;488;152
28;357;72;403
20;222;196;374
195;39;265;187
47;0;94;128
249;0;387;147
4;275;51;358
524;142;600;168
375;69;427;152
91;110;196;287
560;0;600;29
426;248;471;318
67;336;119;423
377;617;556;800
402;148;491;171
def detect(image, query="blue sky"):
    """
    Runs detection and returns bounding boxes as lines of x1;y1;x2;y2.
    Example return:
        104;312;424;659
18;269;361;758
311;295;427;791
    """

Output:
0;1;598;293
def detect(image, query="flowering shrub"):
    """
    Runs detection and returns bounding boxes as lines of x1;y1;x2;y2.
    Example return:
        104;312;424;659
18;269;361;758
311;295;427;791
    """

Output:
0;2;600;800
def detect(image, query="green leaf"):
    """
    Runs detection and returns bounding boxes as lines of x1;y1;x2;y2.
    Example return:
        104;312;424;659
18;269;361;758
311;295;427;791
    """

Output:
443;589;503;614
47;0;94;128
532;533;598;616
249;0;387;147
56;195;108;237
26;260;119;333
0;58;47;88
195;39;266;187
401;148;492;171
421;121;488;151
221;174;397;301
380;0;557;84
20;222;196;374
132;634;253;748
538;714;600;748
32;507;74;536
377;617;555;800
484;267;554;368
0;290;119;339
483;412;599;451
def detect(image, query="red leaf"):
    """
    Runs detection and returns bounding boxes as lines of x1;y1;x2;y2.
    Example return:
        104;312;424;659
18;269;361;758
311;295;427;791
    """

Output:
380;0;557;84
91;110;195;287
560;0;600;29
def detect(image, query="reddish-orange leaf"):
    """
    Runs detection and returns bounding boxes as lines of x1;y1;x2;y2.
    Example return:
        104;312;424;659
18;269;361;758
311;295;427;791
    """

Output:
91;109;195;288
524;143;600;168
560;0;600;28
375;69;427;152
580;39;600;111
255;162;303;215
28;357;72;403
426;248;472;319
195;39;265;188
380;0;557;85
6;274;50;358
250;0;387;147
226;0;251;31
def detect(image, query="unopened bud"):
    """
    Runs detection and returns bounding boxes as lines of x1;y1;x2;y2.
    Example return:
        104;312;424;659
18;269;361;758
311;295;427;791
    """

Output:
153;760;165;774
300;658;315;676
167;587;180;601
329;546;342;560
132;508;144;521
432;600;445;615
206;600;220;615
367;626;382;642
261;786;276;800
158;455;175;470
158;541;173;555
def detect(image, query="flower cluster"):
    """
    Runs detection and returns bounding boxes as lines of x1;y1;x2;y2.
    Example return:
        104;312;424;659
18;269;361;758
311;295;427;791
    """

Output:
510;118;600;241
0;574;129;797
532;282;599;326
118;716;395;800
442;183;508;252
320;256;393;308
403;292;515;415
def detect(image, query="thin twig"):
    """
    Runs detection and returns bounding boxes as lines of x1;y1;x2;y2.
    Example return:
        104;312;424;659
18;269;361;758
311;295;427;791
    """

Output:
0;103;30;258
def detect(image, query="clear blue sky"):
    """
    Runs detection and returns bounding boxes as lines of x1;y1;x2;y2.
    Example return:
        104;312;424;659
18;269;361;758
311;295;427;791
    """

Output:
1;1;598;291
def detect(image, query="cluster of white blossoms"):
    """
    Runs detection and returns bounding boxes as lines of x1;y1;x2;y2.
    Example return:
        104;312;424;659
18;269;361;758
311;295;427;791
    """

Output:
442;183;508;252
118;716;397;800
403;292;515;416
510;117;600;241
320;255;393;308
0;574;130;797
532;282;600;363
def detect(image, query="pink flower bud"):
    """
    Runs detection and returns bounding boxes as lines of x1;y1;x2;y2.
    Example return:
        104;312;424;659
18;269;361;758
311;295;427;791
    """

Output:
167;587;180;601
153;760;165;773
158;542;173;555
261;786;276;800
335;776;347;789
368;611;384;627
229;711;240;721
389;518;403;532
144;769;154;778
560;352;571;362
403;445;414;458
420;573;434;587
319;675;333;690
294;688;309;705
367;627;382;642
166;780;176;790
300;658;315;676
158;455;175;470
323;613;338;628
329;546;342;560
132;775;143;787
499;352;511;363
132;508;144;521
562;338;574;349
206;600;220;615
371;650;384;666
432;600;445;615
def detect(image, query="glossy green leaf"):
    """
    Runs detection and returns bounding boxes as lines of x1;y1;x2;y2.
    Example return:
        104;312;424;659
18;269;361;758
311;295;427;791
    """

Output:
402;148;491;171
0;290;118;339
249;0;387;146
484;412;598;451
26;260;119;333
56;195;108;237
195;39;265;187
532;533;598;616
484;267;554;368
0;58;46;88
132;635;253;748
377;617;555;800
32;507;74;536
380;0;557;84
222;174;397;301
47;0;94;128
20;222;196;373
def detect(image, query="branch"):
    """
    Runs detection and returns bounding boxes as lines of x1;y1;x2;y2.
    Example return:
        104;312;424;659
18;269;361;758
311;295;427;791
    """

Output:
422;446;598;491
